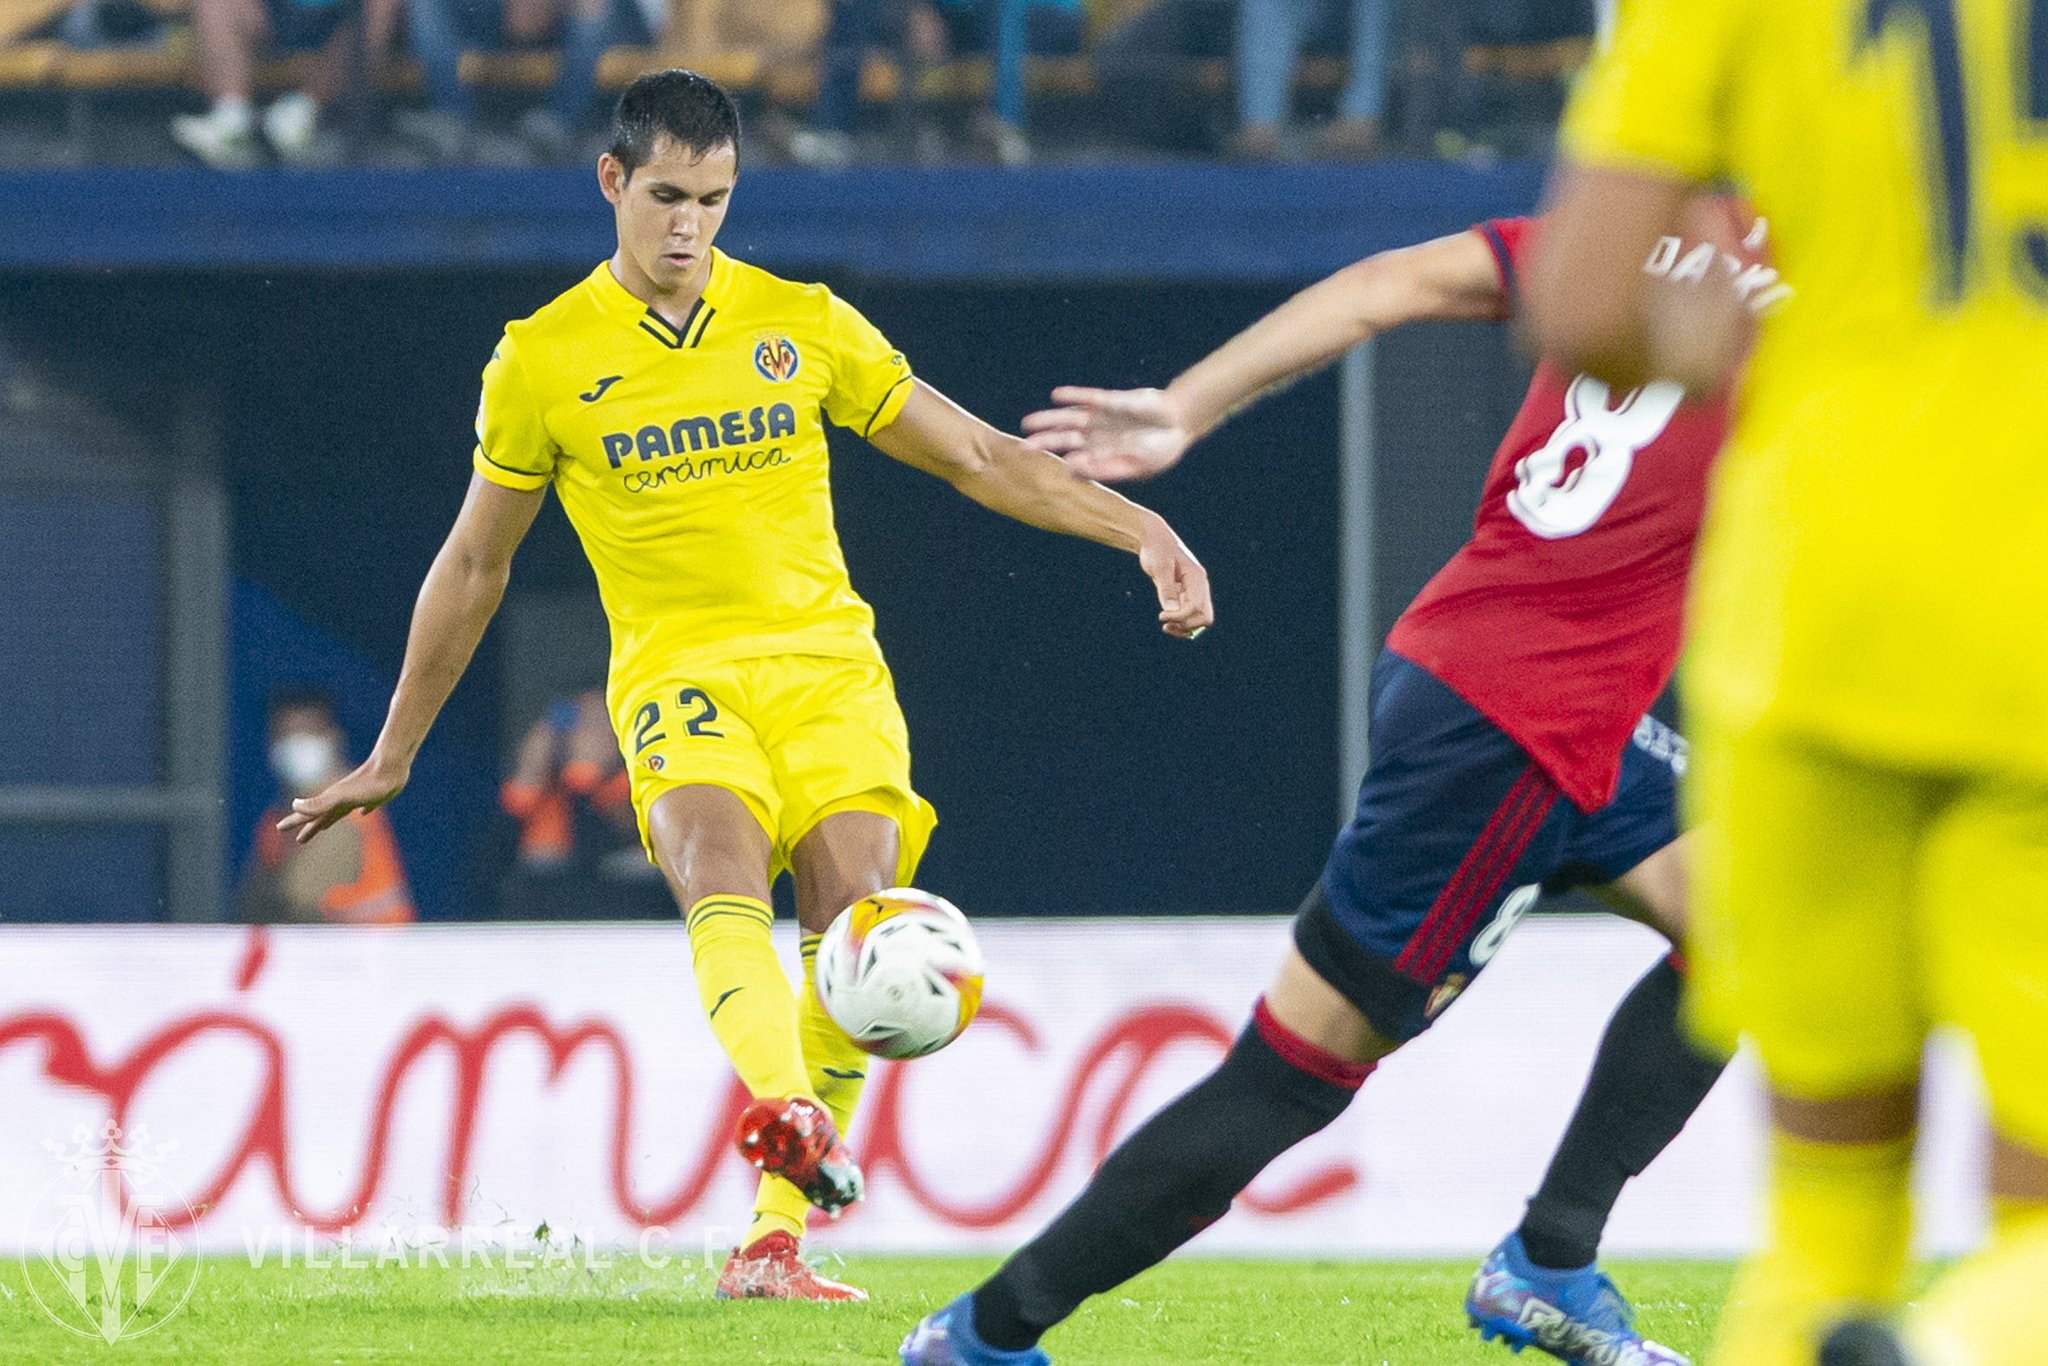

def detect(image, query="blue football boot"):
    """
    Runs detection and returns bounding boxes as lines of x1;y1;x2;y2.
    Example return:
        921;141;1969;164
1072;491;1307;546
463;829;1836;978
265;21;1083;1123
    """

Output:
901;1293;1052;1366
1467;1233;1690;1365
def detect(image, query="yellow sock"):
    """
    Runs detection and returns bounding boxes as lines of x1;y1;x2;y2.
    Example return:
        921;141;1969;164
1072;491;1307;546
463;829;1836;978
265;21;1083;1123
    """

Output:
1907;1216;2048;1364
1711;1132;1914;1366
685;894;811;1108
746;933;874;1247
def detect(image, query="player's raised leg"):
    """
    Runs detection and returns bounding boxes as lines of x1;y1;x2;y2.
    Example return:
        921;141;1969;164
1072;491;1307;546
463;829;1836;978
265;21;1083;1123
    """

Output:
643;783;858;1217
721;807;903;1302
906;659;1692;1364
725;656;938;1300
1471;834;1726;1366
901;947;1387;1366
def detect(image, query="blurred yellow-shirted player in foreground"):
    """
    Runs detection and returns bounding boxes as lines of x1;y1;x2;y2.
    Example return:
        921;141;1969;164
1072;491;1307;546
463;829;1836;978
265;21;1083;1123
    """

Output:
1523;0;2048;1360
280;69;1213;1302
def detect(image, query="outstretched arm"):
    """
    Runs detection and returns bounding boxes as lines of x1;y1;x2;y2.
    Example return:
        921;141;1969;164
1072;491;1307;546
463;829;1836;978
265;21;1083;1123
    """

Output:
1025;229;1508;482
867;380;1214;639
279;474;545;842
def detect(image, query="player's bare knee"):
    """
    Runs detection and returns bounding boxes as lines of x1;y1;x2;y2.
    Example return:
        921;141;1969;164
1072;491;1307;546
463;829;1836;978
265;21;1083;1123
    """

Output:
1770;1081;1920;1145
791;810;900;933
647;785;772;909
1991;1134;2048;1203
1264;948;1399;1065
1598;835;1692;942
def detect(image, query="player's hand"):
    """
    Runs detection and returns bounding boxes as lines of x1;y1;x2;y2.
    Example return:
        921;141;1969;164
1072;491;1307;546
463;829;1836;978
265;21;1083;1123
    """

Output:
1022;387;1194;483
276;755;411;845
1137;513;1214;640
1649;195;1773;397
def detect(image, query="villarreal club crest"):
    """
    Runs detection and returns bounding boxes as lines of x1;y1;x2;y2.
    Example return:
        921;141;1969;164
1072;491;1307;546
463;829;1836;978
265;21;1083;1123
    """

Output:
754;336;800;383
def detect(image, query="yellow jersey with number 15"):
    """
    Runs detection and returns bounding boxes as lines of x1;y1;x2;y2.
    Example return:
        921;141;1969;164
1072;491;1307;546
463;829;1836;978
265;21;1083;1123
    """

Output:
1563;0;2048;776
471;250;915;704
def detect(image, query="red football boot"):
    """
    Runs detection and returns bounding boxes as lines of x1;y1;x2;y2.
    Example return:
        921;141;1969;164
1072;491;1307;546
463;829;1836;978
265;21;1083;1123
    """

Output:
714;1230;868;1302
733;1095;865;1216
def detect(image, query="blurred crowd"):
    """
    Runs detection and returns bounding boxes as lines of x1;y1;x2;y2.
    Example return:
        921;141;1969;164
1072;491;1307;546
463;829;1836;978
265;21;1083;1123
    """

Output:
1;0;1599;168
237;683;669;924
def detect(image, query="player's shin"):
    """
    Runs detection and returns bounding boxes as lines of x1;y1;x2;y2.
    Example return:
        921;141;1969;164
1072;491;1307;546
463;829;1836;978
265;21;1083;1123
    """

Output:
969;998;1371;1352
795;933;870;1138
745;934;872;1246
1713;1127;1914;1366
686;895;814;1110
1517;955;1728;1270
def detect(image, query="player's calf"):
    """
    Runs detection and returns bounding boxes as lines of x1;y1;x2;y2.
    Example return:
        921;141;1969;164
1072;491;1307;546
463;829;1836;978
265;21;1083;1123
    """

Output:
734;1095;865;1216
952;987;1372;1355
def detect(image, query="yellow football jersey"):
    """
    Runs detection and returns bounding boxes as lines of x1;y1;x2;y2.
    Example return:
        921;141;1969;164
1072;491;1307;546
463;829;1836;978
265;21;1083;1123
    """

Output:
1564;0;2048;776
472;250;915;705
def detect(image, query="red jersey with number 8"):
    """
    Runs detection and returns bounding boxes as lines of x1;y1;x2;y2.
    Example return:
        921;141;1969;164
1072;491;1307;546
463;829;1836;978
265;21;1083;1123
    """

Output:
1385;215;1741;813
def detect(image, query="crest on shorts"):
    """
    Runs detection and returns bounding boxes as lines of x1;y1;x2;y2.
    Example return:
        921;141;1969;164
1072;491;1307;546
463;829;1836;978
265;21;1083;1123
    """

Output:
644;754;666;773
754;337;800;383
1425;973;1469;1021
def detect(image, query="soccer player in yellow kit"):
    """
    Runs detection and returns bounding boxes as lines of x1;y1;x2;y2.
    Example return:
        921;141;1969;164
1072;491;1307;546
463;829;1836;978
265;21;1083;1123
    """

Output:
1524;0;2048;1361
280;69;1213;1303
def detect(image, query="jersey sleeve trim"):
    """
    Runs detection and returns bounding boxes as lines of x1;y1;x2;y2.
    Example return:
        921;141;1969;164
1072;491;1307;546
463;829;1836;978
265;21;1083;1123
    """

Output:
1477;222;1519;317
473;447;552;491
860;372;914;437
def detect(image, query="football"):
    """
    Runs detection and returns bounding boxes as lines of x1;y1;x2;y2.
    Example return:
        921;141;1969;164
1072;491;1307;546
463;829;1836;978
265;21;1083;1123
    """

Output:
814;888;985;1059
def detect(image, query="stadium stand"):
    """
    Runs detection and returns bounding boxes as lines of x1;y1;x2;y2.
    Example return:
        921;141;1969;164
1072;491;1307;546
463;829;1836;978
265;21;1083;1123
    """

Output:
0;0;1594;167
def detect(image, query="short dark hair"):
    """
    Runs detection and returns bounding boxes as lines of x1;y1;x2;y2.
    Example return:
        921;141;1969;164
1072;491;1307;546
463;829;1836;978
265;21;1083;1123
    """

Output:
267;685;338;723
609;69;741;178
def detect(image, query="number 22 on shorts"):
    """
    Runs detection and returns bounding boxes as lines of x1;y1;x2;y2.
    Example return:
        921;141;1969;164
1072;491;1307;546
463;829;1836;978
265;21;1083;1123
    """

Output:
632;688;724;755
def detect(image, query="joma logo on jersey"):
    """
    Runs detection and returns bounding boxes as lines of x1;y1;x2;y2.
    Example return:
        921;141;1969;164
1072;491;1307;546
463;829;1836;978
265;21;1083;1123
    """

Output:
753;337;800;382
603;403;799;468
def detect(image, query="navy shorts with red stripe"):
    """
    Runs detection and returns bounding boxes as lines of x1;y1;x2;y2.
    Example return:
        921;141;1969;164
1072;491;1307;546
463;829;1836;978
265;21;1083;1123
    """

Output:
1294;649;1682;1043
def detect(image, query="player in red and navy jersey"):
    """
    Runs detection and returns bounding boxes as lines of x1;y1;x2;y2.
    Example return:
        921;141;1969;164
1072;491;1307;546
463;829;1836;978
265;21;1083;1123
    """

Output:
903;203;1781;1366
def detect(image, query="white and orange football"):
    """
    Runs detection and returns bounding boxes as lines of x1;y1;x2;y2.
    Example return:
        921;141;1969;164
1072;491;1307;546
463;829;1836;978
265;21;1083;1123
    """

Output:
814;888;984;1060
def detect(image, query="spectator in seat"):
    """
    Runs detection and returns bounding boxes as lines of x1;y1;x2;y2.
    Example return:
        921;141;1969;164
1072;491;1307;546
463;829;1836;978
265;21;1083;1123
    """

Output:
501;688;633;872
1090;0;1233;153
394;0;641;163
781;0;899;168
238;687;416;924
171;0;400;167
786;0;1080;168
498;690;667;920
1232;0;1391;159
663;0;823;72
930;0;1085;164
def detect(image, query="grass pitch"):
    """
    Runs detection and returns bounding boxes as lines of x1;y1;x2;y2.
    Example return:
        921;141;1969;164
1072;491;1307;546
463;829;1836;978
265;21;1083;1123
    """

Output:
0;1255;1733;1364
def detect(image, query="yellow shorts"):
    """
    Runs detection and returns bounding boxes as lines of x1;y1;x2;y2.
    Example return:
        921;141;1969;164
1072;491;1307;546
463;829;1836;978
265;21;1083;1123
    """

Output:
615;654;936;885
1689;722;2048;1150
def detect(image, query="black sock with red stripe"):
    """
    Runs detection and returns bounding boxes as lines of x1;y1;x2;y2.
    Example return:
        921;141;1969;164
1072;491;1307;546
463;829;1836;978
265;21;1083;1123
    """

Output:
1516;954;1728;1270
969;999;1371;1351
